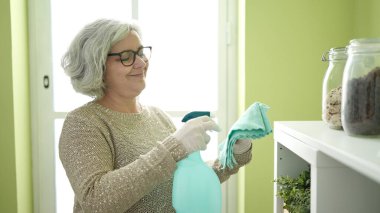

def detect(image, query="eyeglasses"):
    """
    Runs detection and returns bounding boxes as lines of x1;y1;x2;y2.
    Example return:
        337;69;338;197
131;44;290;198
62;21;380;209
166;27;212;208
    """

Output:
107;46;152;66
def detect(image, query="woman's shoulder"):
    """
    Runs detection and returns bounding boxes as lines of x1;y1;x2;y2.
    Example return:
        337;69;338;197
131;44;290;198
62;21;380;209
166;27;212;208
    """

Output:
63;101;106;124
144;105;170;118
66;101;97;116
144;105;175;129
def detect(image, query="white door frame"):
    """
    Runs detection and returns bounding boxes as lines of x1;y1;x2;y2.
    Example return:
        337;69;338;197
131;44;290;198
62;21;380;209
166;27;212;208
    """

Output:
219;0;240;212
29;0;56;211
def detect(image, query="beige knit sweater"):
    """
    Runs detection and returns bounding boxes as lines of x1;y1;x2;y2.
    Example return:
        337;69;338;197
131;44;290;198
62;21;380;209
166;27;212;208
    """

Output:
59;101;252;213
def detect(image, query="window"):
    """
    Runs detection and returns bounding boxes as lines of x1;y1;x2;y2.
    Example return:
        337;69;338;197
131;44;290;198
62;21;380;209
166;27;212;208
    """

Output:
29;0;239;212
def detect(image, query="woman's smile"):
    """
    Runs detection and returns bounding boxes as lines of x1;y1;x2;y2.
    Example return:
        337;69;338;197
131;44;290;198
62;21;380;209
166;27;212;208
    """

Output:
127;72;144;77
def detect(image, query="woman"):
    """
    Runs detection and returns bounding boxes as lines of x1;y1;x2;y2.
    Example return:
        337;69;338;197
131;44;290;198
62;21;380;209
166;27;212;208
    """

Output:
59;19;252;213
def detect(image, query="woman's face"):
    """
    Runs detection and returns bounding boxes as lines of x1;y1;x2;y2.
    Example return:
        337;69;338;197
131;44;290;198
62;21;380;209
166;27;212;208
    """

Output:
104;30;149;99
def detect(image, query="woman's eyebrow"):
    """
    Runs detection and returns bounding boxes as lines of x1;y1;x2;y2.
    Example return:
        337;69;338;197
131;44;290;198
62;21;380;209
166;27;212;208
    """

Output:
120;45;144;53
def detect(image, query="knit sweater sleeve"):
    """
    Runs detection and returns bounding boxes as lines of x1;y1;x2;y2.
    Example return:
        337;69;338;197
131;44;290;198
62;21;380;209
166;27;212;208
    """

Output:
207;144;252;183
59;113;185;213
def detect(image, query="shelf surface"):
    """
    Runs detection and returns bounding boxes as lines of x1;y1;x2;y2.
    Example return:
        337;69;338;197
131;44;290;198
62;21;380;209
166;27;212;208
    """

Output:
274;121;380;184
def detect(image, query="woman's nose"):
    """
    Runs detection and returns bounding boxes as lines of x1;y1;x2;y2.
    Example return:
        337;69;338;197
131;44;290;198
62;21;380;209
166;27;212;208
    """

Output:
133;56;147;68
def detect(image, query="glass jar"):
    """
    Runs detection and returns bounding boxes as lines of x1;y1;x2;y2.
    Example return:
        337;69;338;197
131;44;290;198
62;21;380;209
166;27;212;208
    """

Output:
322;47;347;129
342;38;380;136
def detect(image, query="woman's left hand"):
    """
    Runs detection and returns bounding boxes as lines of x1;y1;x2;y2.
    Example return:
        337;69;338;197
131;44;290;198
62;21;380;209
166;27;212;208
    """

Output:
233;139;252;154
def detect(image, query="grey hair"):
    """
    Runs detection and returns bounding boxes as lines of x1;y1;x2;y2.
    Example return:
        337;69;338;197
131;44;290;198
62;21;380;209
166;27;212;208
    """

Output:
61;19;142;99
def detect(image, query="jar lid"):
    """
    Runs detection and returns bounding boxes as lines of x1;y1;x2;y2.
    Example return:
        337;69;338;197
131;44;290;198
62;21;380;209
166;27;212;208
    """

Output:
348;38;380;54
322;47;347;61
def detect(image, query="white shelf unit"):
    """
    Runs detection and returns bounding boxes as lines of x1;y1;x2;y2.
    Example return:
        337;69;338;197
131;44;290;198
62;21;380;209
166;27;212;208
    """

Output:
273;121;380;213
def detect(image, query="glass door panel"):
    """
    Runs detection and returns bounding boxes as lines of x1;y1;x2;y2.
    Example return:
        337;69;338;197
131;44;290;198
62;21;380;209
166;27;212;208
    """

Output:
51;0;132;112
138;0;219;111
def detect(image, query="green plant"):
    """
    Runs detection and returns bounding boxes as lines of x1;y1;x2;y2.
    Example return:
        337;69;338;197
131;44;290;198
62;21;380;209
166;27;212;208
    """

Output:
274;170;310;213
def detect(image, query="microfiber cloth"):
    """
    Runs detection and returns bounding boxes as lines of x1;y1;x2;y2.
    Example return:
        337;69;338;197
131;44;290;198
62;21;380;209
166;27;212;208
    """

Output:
219;102;272;169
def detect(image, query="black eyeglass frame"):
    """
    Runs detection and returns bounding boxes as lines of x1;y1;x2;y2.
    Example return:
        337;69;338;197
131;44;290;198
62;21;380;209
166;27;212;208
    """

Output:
107;46;152;66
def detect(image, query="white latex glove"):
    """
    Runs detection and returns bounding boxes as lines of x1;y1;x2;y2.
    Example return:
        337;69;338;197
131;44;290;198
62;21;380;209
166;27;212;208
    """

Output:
173;116;221;154
233;139;252;154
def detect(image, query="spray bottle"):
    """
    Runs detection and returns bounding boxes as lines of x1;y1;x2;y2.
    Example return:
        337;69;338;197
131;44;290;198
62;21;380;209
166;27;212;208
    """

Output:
172;111;222;213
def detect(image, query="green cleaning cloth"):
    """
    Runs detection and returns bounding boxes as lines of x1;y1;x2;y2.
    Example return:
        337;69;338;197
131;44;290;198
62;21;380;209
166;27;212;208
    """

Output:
219;102;272;169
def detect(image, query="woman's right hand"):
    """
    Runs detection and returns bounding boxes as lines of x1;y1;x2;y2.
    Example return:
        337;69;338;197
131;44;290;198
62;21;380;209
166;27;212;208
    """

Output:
173;116;220;154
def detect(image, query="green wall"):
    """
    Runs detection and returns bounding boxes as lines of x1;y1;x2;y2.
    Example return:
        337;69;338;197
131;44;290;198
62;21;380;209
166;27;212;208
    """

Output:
353;0;380;38
0;0;18;210
0;0;33;212
244;0;379;212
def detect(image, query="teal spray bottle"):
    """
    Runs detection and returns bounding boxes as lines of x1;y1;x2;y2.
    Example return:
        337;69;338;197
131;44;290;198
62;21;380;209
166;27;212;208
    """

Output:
172;111;222;213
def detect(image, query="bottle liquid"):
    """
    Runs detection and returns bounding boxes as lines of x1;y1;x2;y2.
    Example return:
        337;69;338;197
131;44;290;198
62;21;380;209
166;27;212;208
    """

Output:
172;111;222;213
